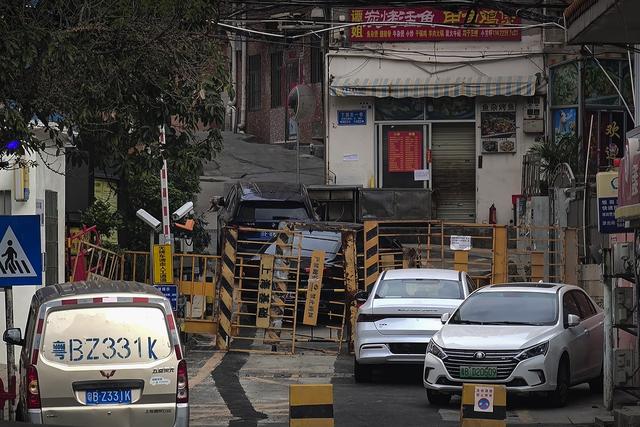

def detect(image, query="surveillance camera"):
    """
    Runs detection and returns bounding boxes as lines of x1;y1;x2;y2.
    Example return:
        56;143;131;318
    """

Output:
172;201;194;221
136;209;161;230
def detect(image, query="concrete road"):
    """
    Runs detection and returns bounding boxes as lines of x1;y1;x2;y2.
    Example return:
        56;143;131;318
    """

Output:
194;131;324;253
186;343;623;427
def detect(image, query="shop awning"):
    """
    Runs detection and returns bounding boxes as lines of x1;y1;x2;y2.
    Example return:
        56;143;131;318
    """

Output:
329;75;537;98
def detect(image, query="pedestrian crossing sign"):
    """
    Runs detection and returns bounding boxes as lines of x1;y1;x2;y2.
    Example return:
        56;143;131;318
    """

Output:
0;216;42;286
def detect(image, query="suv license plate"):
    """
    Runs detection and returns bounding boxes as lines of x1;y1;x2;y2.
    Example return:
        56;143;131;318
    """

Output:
86;389;132;405
459;366;498;379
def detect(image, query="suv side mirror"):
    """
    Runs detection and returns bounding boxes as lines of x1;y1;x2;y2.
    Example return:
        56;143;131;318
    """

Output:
567;314;581;328
3;328;23;346
441;313;450;324
354;291;369;305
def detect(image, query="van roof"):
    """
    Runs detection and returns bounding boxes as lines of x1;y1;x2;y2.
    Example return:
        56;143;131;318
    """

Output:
33;280;164;306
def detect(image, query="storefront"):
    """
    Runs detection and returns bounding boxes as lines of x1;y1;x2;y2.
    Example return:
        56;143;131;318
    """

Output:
325;5;545;224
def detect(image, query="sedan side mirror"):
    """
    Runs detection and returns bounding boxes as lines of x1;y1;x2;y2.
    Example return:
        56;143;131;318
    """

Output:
441;313;450;324
354;291;369;305
3;328;23;346
567;314;581;328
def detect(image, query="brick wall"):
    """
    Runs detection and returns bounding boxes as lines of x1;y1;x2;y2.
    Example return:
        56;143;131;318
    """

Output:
236;39;324;146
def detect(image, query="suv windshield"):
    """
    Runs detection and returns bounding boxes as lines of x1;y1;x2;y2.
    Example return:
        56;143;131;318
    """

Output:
237;201;310;222
375;278;463;299
450;291;558;325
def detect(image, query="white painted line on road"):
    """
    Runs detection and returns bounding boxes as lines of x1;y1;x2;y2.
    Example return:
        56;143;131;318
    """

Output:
190;352;225;387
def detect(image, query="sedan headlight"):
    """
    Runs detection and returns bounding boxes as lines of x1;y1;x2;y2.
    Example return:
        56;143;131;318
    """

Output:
426;341;447;360
515;342;549;361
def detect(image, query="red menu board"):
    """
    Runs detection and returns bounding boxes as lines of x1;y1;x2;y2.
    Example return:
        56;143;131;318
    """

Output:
349;7;521;42
387;130;422;172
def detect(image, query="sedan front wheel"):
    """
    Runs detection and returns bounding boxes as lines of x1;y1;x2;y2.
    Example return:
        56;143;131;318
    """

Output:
426;389;451;406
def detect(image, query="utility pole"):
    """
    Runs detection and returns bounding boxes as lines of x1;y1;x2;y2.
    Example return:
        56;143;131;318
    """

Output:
159;124;171;244
603;246;614;410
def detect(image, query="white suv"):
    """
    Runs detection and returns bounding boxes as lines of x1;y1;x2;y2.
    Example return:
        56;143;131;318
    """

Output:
423;283;603;407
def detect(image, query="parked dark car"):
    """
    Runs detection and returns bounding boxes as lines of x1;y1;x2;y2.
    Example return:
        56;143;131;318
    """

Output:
216;181;318;253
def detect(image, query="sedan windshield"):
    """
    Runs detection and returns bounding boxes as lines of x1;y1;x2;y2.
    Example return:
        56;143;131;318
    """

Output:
450;291;558;325
375;278;463;299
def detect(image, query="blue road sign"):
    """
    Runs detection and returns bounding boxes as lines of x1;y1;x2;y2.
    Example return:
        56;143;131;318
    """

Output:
157;285;178;311
337;110;367;125
598;196;628;234
0;215;42;286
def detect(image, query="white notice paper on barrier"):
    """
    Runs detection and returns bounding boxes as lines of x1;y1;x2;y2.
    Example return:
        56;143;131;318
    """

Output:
343;154;359;162
414;169;430;181
474;386;494;413
450;235;472;251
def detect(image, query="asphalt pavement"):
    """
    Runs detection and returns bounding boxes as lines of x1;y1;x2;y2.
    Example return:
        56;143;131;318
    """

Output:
184;339;629;427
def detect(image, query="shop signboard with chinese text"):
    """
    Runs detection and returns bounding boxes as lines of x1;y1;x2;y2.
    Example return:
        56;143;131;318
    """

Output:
349;7;521;42
256;255;274;329
388;130;422;172
302;251;325;326
480;102;516;154
597;171;627;233
617;127;640;219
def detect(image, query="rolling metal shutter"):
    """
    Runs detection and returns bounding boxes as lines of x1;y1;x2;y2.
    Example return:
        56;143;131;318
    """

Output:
431;123;476;222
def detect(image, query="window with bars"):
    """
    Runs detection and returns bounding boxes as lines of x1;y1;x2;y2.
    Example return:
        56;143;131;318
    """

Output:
271;52;283;108
248;54;262;111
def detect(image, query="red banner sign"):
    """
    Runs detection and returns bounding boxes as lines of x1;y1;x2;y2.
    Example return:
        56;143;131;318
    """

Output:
349;7;521;42
387;131;422;173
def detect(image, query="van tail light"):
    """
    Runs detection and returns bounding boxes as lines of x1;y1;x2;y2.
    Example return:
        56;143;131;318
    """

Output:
27;365;41;409
176;360;189;404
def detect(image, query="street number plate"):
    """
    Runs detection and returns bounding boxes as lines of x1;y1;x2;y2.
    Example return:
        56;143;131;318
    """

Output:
459;366;497;379
86;389;132;405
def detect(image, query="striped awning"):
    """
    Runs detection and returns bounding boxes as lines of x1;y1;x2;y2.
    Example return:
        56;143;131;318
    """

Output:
329;75;537;98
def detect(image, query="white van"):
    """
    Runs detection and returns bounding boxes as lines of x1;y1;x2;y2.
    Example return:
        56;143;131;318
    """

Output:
3;280;189;426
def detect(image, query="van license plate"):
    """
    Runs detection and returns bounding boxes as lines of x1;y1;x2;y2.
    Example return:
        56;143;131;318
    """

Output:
86;389;132;405
459;366;497;379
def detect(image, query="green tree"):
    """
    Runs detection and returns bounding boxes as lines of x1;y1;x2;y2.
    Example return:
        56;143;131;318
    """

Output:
1;0;229;250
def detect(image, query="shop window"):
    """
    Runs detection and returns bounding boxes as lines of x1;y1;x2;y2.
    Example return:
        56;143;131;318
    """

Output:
311;39;323;84
550;61;579;106
375;98;424;121
248;54;261;111
270;52;283;108
584;59;621;106
425;97;474;120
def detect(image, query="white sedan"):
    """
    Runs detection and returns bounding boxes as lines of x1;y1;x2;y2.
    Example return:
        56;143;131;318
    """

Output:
354;268;475;382
423;283;604;407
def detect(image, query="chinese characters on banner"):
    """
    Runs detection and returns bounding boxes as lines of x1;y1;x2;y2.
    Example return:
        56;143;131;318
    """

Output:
153;244;173;284
387;130;422;172
349;7;521;42
256;254;275;329
303;250;325;326
480;102;517;154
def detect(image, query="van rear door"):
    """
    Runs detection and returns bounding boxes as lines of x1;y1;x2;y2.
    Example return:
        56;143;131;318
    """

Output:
37;303;178;427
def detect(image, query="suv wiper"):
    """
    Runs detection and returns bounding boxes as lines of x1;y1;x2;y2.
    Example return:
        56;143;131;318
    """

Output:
451;320;484;325
484;321;537;325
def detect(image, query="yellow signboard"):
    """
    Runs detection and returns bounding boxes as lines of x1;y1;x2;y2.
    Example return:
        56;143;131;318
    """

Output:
153;244;173;285
256;255;274;329
303;250;325;326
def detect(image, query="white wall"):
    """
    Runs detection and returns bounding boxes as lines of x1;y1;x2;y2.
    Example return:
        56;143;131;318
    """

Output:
327;96;375;186
0;138;66;365
475;97;538;225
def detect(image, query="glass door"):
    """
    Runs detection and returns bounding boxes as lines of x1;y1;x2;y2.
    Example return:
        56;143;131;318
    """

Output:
378;124;430;189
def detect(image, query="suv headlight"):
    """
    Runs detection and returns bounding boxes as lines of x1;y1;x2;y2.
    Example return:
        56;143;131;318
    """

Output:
515;342;549;361
426;341;447;360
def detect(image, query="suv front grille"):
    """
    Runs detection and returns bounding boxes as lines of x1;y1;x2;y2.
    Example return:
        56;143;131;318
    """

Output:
388;343;428;355
443;349;520;380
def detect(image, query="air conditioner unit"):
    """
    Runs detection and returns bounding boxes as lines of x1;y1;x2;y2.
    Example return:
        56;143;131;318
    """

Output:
614;287;634;326
543;6;564;45
614;349;638;387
